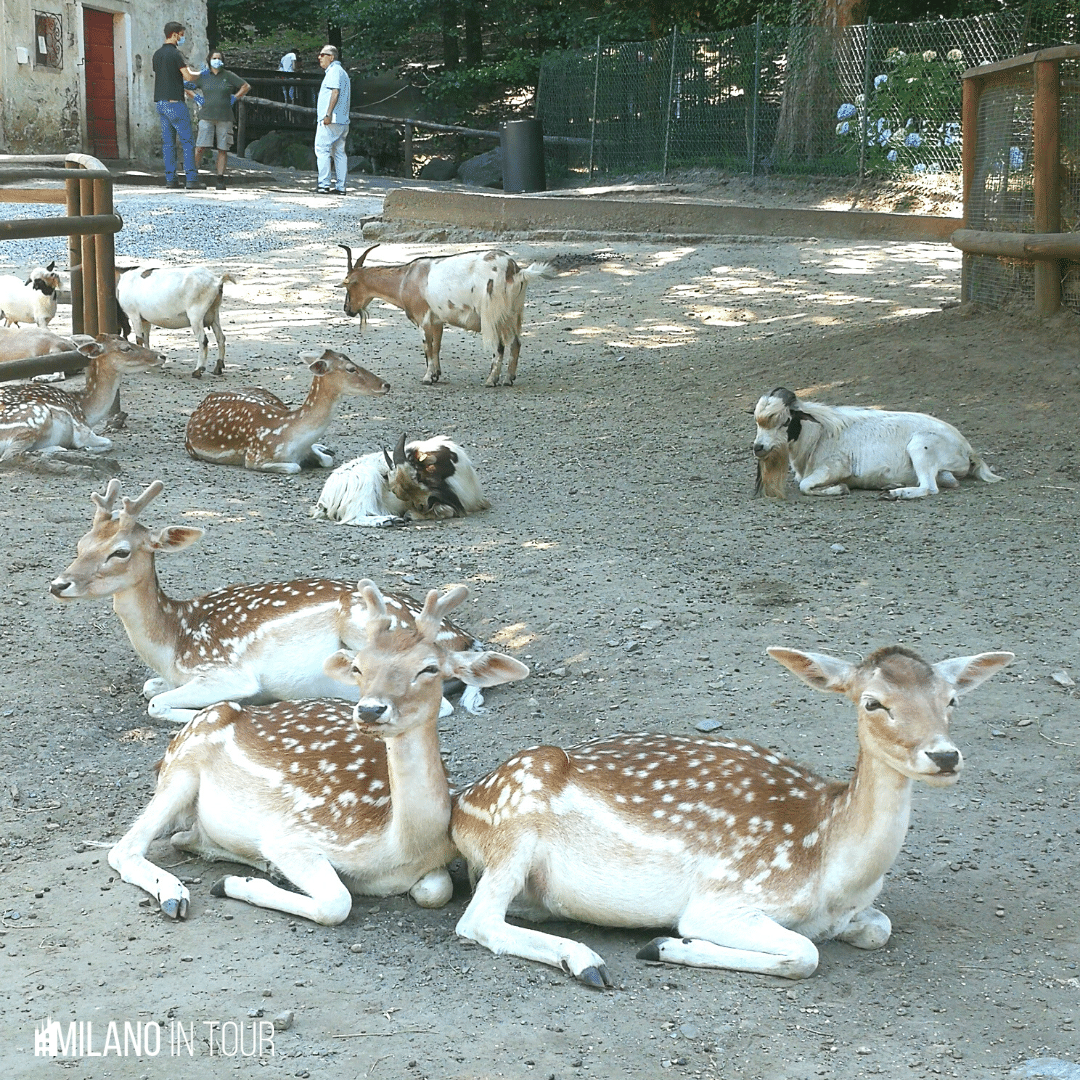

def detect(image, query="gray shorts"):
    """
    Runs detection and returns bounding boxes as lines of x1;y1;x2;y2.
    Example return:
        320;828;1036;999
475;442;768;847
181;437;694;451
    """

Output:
196;120;233;150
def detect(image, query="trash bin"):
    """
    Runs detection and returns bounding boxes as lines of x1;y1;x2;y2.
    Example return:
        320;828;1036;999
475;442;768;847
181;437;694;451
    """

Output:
501;118;546;193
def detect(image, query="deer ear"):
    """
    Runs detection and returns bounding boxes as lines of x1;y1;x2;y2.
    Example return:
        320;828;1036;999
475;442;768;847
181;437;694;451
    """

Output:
78;340;105;357
308;359;330;375
767;647;855;693
445;650;530;688
323;649;356;683
933;652;1014;694
148;526;203;553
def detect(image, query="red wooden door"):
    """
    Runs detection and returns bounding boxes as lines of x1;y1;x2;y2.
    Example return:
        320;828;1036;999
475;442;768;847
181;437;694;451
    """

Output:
83;9;118;159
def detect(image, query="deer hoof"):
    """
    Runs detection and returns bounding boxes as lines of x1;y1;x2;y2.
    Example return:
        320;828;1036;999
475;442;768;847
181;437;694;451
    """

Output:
191;368;203;379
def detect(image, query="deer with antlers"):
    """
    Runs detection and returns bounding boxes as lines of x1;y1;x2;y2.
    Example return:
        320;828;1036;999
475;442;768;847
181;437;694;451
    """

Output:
184;349;390;473
108;581;529;920
0;335;164;460
50;481;490;724
450;645;1013;985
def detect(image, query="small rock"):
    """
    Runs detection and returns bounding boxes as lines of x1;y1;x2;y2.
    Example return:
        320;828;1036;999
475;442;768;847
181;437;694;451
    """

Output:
857;1046;872;1055
273;1009;294;1032
830;543;846;554
415;555;435;569
991;730;1006;738
261;989;273;997
1018;718;1034;727
679;1023;699;1039
625;642;642;654
350;943;363;953
247;1008;264;1018
1011;1059;1080;1080
695;719;723;733
179;955;193;962
1051;670;1075;687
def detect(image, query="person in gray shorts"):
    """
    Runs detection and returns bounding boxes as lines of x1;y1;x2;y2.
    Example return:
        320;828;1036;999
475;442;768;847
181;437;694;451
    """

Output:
193;50;250;190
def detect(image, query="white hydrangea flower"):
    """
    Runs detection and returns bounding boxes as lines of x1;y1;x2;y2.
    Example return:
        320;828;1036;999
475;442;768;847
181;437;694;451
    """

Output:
922;50;938;62
947;49;963;61
874;74;888;88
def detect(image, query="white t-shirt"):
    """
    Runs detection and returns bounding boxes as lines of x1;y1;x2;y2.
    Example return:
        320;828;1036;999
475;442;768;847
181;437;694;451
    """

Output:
278;51;297;73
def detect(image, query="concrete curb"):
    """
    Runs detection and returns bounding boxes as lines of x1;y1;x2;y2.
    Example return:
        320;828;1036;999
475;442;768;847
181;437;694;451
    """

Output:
383;188;958;243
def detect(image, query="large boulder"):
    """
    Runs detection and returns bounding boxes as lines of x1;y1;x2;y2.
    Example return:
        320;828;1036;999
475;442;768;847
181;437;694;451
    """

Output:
418;156;458;181
456;148;502;188
244;130;315;170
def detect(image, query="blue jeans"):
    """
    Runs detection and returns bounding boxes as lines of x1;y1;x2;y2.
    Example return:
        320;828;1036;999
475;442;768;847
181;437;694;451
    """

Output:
157;100;198;183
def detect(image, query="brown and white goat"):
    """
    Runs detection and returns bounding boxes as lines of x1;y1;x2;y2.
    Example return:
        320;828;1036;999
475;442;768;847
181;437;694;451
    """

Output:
338;244;552;386
0;335;164;459
311;433;489;527
451;645;1012;985
107;581;528;921
753;386;1002;499
0;262;62;328
50;480;489;723
184;349;390;473
116;265;235;377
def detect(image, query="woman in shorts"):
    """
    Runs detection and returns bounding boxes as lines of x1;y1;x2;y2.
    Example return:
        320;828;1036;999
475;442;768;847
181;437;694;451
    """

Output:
193;51;250;190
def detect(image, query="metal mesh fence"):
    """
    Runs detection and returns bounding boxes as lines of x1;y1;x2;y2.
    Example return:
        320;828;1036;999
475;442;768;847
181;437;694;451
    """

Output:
538;12;1028;182
966;56;1080;314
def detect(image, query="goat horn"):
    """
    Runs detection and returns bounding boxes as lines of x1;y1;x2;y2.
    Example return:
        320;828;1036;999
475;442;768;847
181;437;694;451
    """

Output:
338;244;354;273
119;479;165;522
356;244;380;267
382;446;394;470
393;432;408;466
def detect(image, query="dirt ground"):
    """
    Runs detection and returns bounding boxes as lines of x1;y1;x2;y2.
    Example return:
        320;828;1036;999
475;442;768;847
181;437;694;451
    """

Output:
1;190;1078;1080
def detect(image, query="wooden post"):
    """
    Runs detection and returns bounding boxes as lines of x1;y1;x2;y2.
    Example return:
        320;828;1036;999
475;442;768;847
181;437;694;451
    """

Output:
960;75;980;304
1032;58;1061;317
79;174;99;336
65;164;83;334
403;123;413;178
236;97;247;158
93;177;116;335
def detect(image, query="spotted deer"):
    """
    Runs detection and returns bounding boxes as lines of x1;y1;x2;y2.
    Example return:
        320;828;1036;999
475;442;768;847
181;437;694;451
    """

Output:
0;335;164;459
49;480;489;724
451;645;1013;986
184;349;390;473
108;581;529;921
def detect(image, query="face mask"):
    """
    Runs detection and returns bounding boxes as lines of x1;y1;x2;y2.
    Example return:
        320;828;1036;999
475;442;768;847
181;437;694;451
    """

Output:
210;59;223;69
177;34;186;45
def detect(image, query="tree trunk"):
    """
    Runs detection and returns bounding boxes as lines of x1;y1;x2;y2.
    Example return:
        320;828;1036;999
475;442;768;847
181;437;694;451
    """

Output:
442;0;460;70
463;2;482;66
772;0;867;167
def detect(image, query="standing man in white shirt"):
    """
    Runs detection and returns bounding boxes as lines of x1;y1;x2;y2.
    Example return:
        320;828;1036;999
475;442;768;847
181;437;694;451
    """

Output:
315;45;351;195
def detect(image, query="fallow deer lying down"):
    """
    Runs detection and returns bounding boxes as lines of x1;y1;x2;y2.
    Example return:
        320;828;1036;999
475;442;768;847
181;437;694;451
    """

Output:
184;350;390;473
108;581;529;921
753;386;1002;499
49;481;491;723
451;645;1013;985
0;335;164;460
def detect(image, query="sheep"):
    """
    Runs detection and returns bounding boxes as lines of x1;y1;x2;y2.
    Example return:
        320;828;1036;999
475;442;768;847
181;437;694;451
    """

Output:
0;262;62;328
311;433;489;527
116;265;235;377
753;386;1003;500
338;244;553;386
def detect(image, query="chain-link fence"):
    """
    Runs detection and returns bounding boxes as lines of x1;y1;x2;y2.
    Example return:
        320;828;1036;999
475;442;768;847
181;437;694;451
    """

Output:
537;11;1063;182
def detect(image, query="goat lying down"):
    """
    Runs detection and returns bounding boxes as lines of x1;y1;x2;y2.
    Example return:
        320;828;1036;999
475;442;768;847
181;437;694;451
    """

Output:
753;387;1002;500
311;434;489;527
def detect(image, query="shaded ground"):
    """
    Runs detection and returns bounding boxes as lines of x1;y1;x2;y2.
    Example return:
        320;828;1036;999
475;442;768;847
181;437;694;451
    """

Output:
0;197;1077;1079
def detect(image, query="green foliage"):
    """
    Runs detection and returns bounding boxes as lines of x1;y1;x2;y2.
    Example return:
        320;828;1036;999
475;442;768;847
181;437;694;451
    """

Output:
423;49;539;107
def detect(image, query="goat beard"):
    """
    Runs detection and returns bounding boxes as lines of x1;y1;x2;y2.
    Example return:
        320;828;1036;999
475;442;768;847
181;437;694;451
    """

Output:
754;445;790;499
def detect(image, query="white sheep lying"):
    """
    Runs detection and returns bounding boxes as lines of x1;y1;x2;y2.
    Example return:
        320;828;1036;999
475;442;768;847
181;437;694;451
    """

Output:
0;263;62;328
753;386;1002;499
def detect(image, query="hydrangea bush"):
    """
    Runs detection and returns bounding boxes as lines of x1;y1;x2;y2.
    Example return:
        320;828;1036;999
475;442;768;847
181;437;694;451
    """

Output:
834;47;968;175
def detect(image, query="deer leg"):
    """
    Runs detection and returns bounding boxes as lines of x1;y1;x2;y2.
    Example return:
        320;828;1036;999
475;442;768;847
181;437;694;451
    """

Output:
142;677;169;699
310;444;334;467
638;903;818;979
210;848;352;925
147;671;263;724
409;868;453;908
455;840;613;988
257;461;302;475
108;771;199;919
835;905;891;950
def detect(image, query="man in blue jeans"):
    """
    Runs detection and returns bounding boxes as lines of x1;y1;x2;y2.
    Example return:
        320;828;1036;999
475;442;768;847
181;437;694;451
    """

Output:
315;45;350;194
153;22;204;190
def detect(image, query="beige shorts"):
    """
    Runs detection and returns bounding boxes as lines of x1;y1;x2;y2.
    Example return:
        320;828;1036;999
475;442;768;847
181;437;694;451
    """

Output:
196;120;233;150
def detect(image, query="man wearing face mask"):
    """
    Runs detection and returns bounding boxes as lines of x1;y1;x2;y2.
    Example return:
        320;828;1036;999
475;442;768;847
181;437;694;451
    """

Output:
153;22;203;189
193;51;250;191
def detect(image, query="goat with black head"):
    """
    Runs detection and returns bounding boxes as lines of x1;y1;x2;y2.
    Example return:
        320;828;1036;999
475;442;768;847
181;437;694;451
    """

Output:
753;386;1002;500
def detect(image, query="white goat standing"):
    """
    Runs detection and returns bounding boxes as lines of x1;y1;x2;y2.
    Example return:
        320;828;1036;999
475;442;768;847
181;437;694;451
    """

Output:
0;263;62;328
339;245;552;386
311;434;489;527
116;265;235;377
753;386;1003;499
